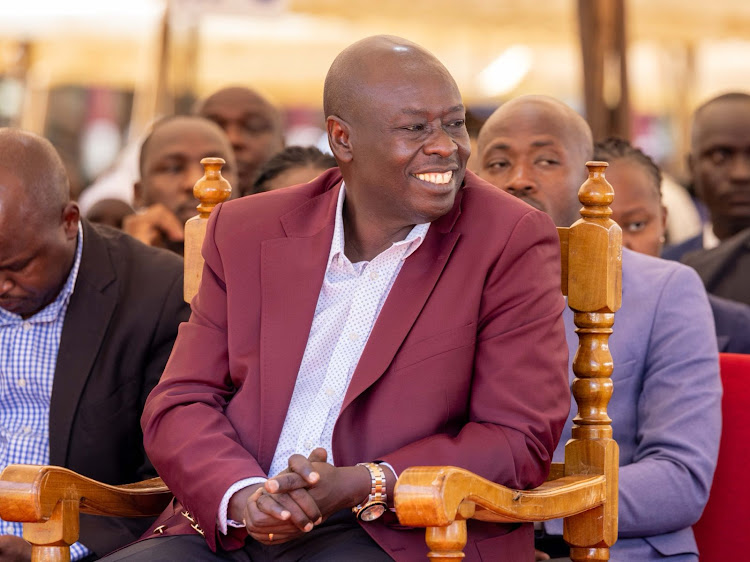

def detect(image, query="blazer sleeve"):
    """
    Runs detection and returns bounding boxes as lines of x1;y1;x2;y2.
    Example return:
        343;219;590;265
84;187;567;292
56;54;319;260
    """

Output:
380;210;570;491
617;265;722;537
141;204;266;550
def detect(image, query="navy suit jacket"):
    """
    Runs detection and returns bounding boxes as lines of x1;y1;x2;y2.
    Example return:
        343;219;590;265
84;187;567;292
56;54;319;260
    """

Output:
709;294;750;353
661;233;702;262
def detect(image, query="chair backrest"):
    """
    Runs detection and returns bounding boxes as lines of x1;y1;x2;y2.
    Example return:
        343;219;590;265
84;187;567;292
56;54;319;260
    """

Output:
693;352;750;561
184;157;233;303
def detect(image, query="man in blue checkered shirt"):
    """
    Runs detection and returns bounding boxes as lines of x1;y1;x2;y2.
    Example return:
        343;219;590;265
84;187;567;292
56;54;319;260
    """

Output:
0;129;190;560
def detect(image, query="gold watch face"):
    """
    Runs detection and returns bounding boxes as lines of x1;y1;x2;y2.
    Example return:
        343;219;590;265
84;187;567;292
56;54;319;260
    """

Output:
359;502;387;522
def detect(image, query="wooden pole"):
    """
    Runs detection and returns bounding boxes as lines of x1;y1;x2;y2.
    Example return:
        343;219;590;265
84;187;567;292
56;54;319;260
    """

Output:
578;0;630;141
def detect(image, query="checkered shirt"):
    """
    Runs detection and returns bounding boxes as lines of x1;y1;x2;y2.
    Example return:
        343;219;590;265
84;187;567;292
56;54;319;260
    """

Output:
0;223;91;560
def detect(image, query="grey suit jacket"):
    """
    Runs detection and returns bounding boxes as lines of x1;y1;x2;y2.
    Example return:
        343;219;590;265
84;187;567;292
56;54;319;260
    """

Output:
682;227;750;307
49;220;190;557
547;249;722;561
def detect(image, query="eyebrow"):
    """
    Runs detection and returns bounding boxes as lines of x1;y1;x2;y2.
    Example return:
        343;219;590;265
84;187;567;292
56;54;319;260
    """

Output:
400;105;465;116
485;139;556;152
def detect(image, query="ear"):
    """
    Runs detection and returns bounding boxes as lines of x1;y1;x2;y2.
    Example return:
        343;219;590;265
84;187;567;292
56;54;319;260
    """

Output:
327;116;352;164
133;180;145;208
660;202;668;235
62;202;80;240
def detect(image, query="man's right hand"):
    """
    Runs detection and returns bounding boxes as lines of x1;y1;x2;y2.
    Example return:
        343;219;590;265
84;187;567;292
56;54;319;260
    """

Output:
122;203;184;248
228;449;326;544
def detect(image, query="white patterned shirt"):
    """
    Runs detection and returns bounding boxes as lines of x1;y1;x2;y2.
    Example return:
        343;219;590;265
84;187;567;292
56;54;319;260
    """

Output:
219;183;429;531
0;223;91;560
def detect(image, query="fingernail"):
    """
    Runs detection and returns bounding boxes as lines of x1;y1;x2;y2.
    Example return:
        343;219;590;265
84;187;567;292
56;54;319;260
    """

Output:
309;471;320;483
315;517;322;525
266;480;278;492
281;510;290;519
304;523;313;532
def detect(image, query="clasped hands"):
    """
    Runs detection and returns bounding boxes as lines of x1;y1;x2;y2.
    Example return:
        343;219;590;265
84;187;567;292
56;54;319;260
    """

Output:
228;448;373;546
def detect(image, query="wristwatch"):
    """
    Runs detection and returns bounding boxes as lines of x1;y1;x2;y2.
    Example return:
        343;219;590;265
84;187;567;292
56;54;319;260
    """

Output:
352;462;388;522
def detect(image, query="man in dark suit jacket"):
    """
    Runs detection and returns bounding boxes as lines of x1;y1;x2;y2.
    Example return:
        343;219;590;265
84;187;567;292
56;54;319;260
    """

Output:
682;228;750;307
662;93;750;263
103;36;570;562
0;128;190;560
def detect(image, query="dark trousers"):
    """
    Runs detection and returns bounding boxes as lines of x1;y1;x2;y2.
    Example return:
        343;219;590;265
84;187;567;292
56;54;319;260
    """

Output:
101;510;393;561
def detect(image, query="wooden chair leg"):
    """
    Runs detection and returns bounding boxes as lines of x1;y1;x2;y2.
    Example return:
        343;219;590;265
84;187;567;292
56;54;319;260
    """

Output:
570;547;610;561
426;520;467;561
23;499;77;562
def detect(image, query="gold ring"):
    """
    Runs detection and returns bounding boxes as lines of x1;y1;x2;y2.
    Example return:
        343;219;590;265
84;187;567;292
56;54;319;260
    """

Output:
268;533;274;542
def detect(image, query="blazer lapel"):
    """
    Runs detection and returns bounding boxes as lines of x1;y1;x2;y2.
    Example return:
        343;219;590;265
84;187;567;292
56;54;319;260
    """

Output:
340;191;463;413
49;221;117;466
256;180;340;470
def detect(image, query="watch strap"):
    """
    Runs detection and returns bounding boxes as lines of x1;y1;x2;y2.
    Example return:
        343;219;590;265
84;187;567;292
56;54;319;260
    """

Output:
352;462;387;516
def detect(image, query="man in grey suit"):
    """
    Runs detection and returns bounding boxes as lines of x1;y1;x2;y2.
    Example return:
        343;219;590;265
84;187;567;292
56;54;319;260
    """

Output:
0;128;190;560
477;96;722;561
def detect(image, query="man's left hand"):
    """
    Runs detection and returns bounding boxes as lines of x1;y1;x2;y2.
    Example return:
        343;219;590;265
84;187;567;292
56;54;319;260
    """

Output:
266;449;382;519
0;535;31;562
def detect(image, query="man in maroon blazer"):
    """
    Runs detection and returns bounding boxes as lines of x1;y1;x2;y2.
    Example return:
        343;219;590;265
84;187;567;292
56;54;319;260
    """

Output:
104;35;569;562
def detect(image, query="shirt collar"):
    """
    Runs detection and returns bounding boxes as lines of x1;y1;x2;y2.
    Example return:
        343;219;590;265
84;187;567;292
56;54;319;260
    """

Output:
327;183;430;268
703;222;720;250
0;221;84;324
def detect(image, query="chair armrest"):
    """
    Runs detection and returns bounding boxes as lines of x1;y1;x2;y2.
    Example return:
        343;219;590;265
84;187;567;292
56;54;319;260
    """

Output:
0;464;171;523
395;466;606;527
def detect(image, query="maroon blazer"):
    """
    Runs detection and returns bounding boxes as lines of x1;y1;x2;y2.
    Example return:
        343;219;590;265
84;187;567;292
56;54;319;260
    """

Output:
141;169;569;561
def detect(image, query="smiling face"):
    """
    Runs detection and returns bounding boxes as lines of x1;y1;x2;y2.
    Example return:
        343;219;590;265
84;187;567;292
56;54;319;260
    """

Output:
690;96;750;240
136;117;237;224
329;44;470;230
606;158;666;257
477;99;590;228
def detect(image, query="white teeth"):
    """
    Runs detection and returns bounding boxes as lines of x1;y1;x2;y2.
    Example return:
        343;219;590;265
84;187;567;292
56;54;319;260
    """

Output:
414;171;453;185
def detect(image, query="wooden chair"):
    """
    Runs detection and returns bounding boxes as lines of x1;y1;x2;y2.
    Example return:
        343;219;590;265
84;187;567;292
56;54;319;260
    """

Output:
394;161;622;562
692;352;750;561
0;157;230;562
0;161;622;562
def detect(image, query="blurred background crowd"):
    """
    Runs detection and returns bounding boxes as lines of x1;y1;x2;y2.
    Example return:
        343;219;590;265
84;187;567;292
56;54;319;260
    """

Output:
2;0;749;241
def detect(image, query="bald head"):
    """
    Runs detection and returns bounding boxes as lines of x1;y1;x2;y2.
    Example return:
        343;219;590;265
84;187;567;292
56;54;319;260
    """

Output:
477;95;593;227
690;92;750;149
0;129;80;318
478;96;593;165
323;35;470;232
0;128;70;225
324;35;455;123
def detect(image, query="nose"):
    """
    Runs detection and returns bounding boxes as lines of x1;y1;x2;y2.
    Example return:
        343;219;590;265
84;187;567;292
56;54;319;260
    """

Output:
0;276;13;297
503;162;537;196
183;162;206;194
223;122;246;151
424;126;458;158
729;154;750;182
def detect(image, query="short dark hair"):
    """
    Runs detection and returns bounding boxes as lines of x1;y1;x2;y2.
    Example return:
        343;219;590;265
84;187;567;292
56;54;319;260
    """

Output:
594;137;662;196
253;146;337;193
